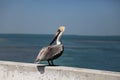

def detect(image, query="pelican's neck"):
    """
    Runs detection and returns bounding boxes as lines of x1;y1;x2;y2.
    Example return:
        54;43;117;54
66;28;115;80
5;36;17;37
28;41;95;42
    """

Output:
56;32;62;45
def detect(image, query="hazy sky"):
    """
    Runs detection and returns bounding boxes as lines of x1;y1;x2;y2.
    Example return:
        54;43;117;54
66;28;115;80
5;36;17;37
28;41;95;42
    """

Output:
0;0;120;35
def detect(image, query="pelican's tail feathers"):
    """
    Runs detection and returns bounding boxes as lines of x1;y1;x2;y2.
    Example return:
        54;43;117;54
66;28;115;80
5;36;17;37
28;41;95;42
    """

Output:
34;59;40;64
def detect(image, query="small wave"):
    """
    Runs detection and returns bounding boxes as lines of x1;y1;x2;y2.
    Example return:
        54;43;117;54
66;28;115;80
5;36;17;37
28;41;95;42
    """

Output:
0;38;8;42
73;40;120;43
65;46;120;51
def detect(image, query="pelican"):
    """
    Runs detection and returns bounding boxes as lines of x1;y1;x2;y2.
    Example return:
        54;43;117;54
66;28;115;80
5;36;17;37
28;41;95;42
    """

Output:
34;26;65;65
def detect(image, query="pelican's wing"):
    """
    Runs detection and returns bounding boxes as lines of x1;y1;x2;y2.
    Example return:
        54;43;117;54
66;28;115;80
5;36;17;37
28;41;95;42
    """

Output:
46;44;63;60
34;44;63;63
34;47;48;63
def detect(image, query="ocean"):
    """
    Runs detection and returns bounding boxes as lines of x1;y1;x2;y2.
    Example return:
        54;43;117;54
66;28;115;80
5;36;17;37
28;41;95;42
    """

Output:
0;34;120;72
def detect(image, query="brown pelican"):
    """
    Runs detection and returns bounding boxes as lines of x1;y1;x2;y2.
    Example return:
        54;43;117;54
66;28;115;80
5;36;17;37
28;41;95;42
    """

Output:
34;26;65;65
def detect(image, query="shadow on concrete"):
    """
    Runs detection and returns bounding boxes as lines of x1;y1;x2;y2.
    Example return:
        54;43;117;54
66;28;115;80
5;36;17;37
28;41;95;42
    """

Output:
37;65;46;74
37;64;59;74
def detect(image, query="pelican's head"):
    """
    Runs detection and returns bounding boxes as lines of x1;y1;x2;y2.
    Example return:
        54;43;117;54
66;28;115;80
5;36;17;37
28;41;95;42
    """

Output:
49;26;65;45
58;26;65;32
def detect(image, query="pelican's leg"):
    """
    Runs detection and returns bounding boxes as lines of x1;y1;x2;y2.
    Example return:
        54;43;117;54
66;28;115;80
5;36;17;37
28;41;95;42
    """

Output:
51;60;54;66
48;60;51;65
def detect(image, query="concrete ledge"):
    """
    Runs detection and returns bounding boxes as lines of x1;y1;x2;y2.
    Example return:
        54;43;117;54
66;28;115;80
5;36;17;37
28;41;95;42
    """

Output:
0;61;120;80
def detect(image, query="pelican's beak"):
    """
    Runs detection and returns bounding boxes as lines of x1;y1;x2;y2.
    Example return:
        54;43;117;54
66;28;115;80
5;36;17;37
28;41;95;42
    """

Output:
49;26;65;45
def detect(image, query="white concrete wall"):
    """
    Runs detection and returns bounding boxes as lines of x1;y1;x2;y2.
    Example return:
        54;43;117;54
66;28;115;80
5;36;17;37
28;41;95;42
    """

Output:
0;61;120;80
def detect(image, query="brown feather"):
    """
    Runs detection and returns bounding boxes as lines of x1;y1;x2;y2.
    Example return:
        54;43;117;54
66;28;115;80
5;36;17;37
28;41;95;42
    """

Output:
35;44;63;63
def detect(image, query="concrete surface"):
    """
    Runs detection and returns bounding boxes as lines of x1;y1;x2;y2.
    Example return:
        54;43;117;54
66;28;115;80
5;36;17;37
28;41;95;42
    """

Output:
0;61;120;80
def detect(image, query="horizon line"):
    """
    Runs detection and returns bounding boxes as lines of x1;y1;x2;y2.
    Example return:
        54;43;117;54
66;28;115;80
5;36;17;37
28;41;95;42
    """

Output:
0;33;120;37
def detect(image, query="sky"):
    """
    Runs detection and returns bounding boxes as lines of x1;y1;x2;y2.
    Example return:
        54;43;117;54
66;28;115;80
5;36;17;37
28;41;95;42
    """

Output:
0;0;120;35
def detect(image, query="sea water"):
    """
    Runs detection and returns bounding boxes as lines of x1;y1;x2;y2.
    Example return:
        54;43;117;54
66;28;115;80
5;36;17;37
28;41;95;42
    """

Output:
0;34;120;72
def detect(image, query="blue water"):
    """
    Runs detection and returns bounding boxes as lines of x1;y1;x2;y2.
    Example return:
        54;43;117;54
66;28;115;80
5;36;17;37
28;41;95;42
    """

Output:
0;34;120;72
